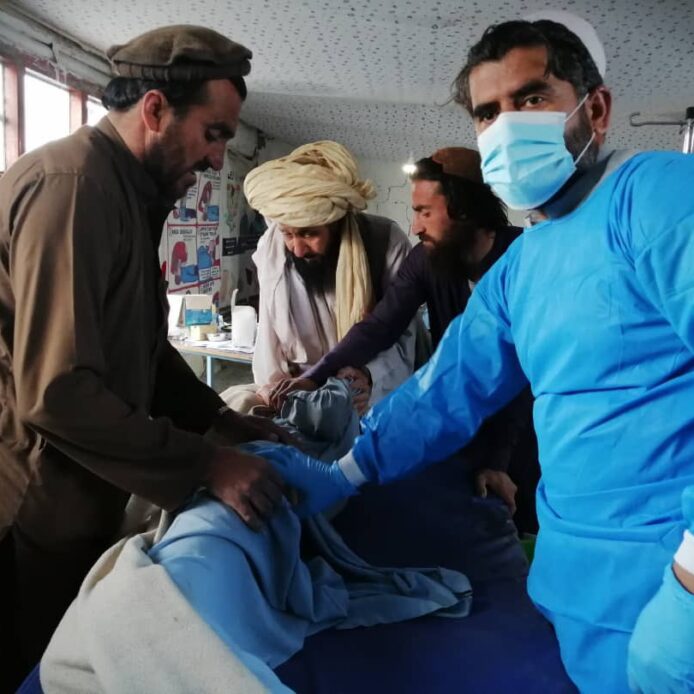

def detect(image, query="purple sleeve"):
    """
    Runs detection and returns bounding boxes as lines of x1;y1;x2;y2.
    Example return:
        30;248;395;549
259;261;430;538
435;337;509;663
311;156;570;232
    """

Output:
305;245;427;385
465;388;534;472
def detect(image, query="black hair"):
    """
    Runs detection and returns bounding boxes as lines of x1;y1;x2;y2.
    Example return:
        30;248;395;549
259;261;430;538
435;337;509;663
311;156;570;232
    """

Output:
453;20;603;113
410;157;508;231
101;75;247;113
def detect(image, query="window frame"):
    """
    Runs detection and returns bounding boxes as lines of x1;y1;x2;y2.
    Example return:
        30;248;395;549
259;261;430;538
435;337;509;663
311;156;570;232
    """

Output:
1;48;104;172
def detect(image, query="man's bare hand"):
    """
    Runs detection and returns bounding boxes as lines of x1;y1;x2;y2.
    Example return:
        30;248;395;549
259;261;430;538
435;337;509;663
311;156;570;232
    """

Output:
267;377;318;411
207;448;285;530
212;408;297;447
475;468;518;515
336;366;371;415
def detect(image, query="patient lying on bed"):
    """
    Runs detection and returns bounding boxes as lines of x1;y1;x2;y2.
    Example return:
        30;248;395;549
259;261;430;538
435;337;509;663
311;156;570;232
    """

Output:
39;379;519;694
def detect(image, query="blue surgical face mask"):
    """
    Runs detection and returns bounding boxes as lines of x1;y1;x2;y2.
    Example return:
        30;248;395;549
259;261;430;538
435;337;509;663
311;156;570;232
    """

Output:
477;96;595;210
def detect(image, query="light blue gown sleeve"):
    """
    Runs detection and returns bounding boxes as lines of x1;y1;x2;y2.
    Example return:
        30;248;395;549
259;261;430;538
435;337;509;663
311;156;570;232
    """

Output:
346;252;529;485
617;153;694;352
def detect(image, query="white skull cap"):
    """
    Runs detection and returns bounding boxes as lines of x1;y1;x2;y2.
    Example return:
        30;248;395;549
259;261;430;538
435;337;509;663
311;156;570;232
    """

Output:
524;10;607;78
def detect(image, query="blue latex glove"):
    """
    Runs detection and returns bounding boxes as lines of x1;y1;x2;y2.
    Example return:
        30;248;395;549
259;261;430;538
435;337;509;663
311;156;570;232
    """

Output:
240;442;357;517
627;564;694;693
628;487;694;693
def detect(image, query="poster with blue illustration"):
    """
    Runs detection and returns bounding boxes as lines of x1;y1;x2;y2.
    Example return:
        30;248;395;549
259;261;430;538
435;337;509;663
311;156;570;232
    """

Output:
164;170;222;298
168;184;198;225
196;171;221;223
197;225;221;282
167;226;198;289
160;144;259;307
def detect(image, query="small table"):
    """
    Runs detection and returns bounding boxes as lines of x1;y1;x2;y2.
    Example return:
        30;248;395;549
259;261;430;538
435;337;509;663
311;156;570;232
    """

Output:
170;339;253;388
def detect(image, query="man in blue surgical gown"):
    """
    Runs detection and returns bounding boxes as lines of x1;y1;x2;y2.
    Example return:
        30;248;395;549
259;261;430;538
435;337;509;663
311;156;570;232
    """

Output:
257;16;694;694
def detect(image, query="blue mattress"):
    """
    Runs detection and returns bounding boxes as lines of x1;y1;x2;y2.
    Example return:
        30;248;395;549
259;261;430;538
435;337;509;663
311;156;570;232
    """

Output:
276;457;576;693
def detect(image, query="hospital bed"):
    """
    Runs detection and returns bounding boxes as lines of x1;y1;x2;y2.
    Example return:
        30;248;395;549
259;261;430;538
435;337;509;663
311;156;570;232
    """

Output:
276;457;575;693
19;457;575;693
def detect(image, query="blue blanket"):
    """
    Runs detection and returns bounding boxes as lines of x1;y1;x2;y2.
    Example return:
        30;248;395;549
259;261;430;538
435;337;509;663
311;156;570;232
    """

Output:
150;495;472;692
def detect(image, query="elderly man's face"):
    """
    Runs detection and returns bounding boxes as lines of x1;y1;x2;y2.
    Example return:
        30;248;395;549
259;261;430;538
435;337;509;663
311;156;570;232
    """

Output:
280;222;341;291
146;79;242;199
468;45;601;165
279;224;333;261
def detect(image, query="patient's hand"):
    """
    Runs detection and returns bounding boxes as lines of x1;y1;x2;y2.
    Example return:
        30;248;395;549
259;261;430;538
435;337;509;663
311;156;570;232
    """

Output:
267;377;318;410
475;469;517;515
207;447;286;530
256;382;275;406
336;366;371;415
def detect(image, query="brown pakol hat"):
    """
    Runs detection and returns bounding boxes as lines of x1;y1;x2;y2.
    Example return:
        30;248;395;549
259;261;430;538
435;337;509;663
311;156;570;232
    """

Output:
107;25;252;82
431;147;483;184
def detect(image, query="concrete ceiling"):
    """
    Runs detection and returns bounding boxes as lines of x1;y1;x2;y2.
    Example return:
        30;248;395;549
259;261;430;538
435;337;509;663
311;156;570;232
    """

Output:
11;0;694;160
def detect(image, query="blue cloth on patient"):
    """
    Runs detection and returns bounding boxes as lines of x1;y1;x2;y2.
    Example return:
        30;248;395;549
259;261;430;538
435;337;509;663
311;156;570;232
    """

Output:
149;495;471;692
149;380;472;692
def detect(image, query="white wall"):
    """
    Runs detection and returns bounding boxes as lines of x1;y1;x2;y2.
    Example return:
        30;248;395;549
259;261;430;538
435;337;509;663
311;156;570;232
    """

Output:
257;135;294;164
357;158;414;240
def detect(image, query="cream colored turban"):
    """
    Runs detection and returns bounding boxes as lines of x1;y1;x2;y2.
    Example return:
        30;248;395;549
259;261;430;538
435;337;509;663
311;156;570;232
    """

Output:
244;141;377;340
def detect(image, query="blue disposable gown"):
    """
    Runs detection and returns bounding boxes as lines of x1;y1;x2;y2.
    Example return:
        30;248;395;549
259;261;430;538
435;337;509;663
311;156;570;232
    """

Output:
349;152;694;693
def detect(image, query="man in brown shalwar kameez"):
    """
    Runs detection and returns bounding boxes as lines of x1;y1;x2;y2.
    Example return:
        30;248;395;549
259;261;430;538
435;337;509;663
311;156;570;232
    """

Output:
0;24;291;684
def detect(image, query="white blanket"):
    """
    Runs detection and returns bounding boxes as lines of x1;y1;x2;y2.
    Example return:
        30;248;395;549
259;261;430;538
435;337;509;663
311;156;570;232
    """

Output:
40;530;269;694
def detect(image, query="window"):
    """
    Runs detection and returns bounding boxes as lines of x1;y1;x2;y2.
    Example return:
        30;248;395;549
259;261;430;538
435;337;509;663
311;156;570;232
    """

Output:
23;70;70;153
0;54;104;169
86;96;107;125
0;62;5;170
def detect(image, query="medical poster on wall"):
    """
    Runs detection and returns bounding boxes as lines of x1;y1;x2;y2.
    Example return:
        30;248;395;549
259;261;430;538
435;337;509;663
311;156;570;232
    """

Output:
162;172;222;299
169;183;198;225
196;171;221;225
166;226;198;289
197;225;221;282
159;130;269;307
225;166;244;235
198;278;221;307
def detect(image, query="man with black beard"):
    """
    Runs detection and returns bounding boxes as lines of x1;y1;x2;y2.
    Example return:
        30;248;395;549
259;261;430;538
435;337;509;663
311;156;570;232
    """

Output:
289;222;341;294
271;148;539;527
242;141;415;417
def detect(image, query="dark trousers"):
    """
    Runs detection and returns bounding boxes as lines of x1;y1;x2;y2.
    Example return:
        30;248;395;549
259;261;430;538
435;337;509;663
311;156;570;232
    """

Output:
507;425;540;535
0;532;21;694
2;447;128;688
